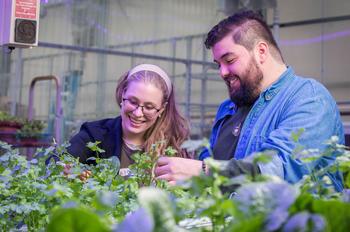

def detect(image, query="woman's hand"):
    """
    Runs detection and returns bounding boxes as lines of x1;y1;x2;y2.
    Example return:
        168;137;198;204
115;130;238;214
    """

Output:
154;156;202;185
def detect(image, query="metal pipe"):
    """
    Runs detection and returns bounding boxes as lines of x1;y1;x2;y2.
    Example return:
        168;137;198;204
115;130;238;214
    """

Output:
185;38;192;121
107;15;350;49
337;101;350;105
10;48;23;116
38;41;215;67
108;34;204;49
171;39;176;83
278;15;350;28
201;36;208;137
28;75;62;144
272;3;280;44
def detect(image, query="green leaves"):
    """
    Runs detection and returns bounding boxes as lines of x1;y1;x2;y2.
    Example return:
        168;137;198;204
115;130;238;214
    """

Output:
47;207;110;232
128;152;154;187
138;188;179;231
291;128;305;143
0;110;23;124
292;193;350;231
0;142;121;231
252;151;273;165
1;136;350;231
87;141;105;158
165;146;177;157
17;119;46;139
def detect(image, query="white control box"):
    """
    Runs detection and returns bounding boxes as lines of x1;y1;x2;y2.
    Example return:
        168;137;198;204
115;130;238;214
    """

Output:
0;0;40;49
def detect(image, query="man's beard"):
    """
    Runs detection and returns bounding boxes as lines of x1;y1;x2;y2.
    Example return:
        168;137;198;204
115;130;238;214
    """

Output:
228;57;263;107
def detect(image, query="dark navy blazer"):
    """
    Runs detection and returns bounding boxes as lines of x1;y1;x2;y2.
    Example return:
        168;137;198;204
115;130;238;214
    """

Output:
67;116;123;163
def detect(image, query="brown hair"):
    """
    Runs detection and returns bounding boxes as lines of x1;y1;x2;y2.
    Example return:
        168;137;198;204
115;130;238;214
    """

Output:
115;68;190;157
205;10;284;63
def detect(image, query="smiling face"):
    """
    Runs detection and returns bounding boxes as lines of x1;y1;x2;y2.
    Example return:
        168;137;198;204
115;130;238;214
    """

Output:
212;34;263;107
121;81;165;140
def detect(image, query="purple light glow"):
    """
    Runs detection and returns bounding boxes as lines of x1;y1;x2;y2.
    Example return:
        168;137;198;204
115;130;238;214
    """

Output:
280;29;350;46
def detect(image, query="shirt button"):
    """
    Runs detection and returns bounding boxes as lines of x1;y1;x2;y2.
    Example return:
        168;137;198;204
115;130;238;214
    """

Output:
265;94;272;101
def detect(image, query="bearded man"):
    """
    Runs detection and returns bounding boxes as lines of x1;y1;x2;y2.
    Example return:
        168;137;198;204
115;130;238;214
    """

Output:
155;10;344;191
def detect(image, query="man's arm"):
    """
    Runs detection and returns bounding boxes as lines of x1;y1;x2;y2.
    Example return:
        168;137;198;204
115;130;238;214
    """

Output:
154;156;260;184
257;80;344;184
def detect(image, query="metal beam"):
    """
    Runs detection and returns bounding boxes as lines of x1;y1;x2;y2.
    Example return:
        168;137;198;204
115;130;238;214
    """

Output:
108;34;205;49
38;41;216;67
278;15;350;28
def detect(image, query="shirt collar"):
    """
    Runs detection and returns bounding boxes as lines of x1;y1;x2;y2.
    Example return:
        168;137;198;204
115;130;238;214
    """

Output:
261;66;294;101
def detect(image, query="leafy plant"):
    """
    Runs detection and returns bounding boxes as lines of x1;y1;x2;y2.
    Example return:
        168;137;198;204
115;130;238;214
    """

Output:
0;135;350;232
47;207;110;232
128;141;177;187
16;119;46;138
0;111;23;126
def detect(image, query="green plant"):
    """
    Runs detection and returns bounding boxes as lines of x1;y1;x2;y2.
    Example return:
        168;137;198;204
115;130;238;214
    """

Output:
128;141;176;187
17;119;46;138
0;111;15;122
0;111;23;125
0;135;350;232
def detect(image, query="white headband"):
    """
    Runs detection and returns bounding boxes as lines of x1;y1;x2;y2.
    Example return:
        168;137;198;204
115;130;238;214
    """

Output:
128;64;172;95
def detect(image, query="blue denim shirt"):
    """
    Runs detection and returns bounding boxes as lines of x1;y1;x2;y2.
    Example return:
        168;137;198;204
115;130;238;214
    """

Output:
199;67;344;190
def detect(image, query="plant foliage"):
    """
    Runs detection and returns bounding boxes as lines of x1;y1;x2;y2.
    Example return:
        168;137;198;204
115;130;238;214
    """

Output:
16;119;46;139
0;135;349;232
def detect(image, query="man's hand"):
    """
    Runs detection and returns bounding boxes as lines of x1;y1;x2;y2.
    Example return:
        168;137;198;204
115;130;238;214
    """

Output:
154;157;202;185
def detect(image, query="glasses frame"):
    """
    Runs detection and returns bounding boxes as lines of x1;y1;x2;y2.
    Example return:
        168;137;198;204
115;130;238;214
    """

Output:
122;98;162;117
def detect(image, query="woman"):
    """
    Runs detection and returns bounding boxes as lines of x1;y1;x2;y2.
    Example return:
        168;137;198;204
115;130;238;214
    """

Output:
67;64;190;171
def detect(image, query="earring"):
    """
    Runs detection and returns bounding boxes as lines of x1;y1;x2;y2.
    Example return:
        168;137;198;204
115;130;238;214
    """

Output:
158;114;162;118
120;102;123;106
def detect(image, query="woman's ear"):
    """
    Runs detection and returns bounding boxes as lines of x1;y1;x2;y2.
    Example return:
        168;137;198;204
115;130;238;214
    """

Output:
158;105;166;117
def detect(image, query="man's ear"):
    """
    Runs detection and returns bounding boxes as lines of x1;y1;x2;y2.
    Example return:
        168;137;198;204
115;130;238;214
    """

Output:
255;41;268;64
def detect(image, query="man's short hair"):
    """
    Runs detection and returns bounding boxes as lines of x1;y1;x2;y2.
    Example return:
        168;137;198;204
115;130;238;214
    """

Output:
205;10;283;62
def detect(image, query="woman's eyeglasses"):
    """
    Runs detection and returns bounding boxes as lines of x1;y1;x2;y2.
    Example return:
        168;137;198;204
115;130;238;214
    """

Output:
122;98;161;118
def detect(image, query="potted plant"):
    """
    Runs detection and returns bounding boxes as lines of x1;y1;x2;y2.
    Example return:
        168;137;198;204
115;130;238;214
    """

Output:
16;119;48;146
0;111;23;131
0;111;23;144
